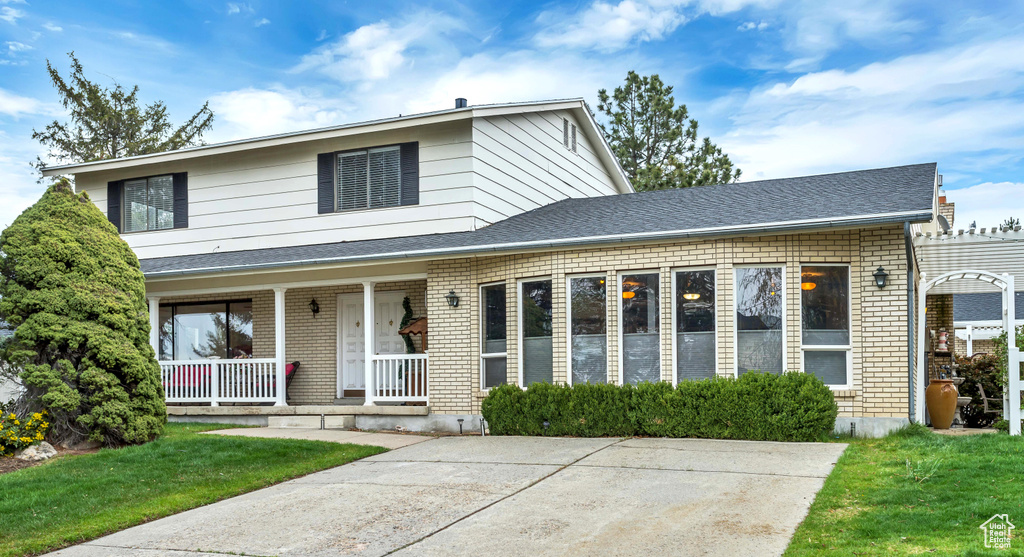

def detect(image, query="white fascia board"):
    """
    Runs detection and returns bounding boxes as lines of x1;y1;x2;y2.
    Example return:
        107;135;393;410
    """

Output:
42;98;589;177
143;208;931;279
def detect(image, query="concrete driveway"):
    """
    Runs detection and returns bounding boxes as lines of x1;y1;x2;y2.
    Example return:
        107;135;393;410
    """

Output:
48;436;846;557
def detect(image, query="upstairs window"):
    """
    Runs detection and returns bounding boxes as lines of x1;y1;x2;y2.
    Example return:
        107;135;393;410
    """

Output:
124;175;174;232
317;142;419;214
338;146;401;211
107;173;187;233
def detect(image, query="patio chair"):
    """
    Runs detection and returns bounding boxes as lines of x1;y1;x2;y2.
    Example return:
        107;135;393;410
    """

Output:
976;382;1003;415
285;361;300;401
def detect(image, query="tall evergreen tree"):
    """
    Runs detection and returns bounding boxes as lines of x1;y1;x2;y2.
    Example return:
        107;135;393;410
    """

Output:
0;180;165;446
597;71;740;191
32;52;214;173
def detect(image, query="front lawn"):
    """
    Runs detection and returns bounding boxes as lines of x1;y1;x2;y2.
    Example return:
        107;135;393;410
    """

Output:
786;426;1024;556
0;423;385;557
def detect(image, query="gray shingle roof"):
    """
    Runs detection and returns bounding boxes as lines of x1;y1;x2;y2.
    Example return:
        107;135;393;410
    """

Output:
141;162;936;277
954;292;1024;322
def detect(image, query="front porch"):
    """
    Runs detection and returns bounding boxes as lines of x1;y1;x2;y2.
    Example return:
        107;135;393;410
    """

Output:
147;271;432;409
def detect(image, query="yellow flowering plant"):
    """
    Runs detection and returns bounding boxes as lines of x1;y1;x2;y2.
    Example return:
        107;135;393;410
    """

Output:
0;409;49;456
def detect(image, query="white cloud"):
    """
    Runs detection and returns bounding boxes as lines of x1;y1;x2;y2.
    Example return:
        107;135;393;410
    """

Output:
738;20;768;31
717;37;1024;180
294;12;463;82
778;1;920;68
315;29;327;41
206;87;348;141
42;22;62;32
254;17;270;27
534;0;773;51
0;88;45;117
226;3;252;15
6;40;30;52
946;182;1024;231
0;6;25;24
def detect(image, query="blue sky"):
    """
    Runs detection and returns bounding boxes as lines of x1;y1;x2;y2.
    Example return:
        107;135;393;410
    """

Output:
1;0;1023;230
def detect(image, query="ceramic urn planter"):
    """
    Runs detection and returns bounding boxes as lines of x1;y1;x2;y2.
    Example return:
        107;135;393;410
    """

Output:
926;378;958;429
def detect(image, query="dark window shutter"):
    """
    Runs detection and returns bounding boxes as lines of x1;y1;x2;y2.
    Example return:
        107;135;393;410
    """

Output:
172;172;188;229
317;153;336;213
400;142;419;206
107;181;123;232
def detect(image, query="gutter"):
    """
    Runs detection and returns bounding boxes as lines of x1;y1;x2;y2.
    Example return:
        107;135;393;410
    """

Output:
144;210;933;279
905;221;916;422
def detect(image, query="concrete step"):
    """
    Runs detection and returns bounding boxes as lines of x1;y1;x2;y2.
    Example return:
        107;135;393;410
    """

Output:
267;415;355;429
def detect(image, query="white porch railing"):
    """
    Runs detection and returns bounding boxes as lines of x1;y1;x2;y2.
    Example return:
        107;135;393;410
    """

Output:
371;354;428;403
161;359;279;405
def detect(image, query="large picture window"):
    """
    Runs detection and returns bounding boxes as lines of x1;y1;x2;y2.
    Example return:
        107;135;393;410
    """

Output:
124;175;174;232
801;265;851;387
621;272;660;384
675;269;715;382
480;283;507;389
337;146;401;211
735;267;784;375
158;300;253;361
520;279;553;386
569;275;607;384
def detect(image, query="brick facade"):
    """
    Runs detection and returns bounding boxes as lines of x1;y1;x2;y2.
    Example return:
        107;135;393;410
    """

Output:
427;225;912;418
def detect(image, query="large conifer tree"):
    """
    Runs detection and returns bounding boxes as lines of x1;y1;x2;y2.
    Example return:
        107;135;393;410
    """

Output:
0;181;165;446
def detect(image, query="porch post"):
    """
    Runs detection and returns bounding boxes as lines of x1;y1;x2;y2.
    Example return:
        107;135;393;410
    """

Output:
148;297;161;358
363;281;375;406
966;325;973;356
915;273;928;424
1005;274;1020;435
274;287;288;406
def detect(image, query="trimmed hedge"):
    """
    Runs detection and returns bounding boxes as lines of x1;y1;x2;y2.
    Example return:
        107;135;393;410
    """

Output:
481;372;838;442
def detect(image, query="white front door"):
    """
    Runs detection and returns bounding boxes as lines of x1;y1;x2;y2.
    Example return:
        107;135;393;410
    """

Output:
337;291;406;397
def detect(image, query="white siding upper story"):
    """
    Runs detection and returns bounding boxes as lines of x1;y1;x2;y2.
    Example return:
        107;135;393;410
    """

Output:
58;100;630;261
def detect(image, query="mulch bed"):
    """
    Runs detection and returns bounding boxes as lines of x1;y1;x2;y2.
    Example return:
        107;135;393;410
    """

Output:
0;447;99;476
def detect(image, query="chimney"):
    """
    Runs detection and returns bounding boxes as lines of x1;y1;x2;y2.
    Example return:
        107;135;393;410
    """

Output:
455;98;468;109
938;189;955;228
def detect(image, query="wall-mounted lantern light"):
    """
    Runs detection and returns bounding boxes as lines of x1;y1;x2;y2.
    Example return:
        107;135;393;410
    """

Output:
873;266;889;289
445;289;460;308
309;298;320;318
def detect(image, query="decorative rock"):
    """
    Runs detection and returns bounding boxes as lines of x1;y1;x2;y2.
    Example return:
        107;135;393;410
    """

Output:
15;441;57;462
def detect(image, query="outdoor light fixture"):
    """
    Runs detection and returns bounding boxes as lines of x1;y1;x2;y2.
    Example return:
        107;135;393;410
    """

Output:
873;266;889;289
682;292;701;301
801;282;817;291
457;418;464;435
543;420;550;432
308;298;320;318
445;289;460;307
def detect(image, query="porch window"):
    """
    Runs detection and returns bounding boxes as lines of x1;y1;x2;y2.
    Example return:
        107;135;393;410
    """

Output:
801;265;851;387
621;272;660;384
569;275;607;384
124;175;174;232
520;279;553;386
158;300;253;360
337;146;401;211
481;284;507;389
735;267;784;375
675;269;716;382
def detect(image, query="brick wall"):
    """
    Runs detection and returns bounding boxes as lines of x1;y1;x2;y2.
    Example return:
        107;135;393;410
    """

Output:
427;225;913;418
925;294;954;380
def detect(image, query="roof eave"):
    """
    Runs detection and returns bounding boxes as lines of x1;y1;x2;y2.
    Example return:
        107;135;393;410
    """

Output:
143;209;932;279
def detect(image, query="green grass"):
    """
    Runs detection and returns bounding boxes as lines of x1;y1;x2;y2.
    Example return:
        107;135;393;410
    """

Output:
786;425;1024;556
0;423;386;557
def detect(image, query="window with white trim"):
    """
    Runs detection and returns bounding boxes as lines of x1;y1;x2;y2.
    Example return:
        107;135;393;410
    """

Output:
675;269;716;382
735;267;784;375
621;272;660;384
481;283;507;389
520;279;553;386
124;175;174;232
337;145;401;211
569;275;607;384
800;265;851;387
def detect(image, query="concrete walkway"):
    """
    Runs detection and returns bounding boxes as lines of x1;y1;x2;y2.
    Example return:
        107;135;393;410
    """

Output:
48;436;846;557
201;427;432;449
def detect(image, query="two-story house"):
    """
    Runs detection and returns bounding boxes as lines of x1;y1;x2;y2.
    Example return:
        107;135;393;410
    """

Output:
44;98;940;436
